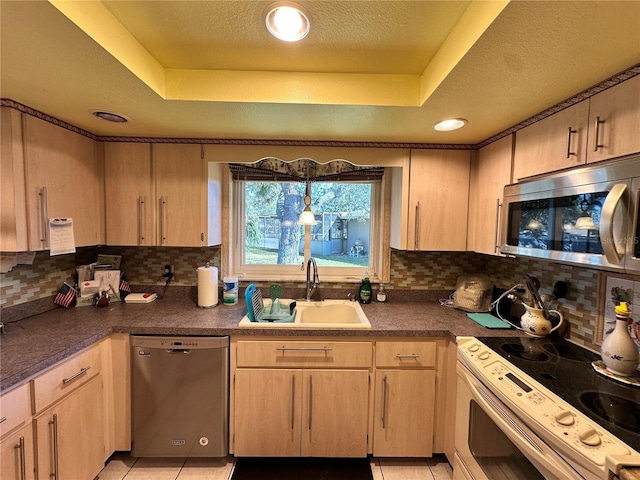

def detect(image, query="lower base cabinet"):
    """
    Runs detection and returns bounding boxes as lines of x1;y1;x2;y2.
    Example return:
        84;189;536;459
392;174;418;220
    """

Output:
234;368;369;457
373;369;436;457
34;375;105;480
0;422;35;480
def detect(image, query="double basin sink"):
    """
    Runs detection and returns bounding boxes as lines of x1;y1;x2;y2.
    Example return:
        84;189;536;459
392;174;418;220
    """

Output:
238;299;371;329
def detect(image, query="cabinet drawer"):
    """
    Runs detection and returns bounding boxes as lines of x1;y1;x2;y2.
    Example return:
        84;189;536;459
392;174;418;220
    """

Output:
375;341;436;368
236;341;372;368
31;343;102;413
0;383;31;437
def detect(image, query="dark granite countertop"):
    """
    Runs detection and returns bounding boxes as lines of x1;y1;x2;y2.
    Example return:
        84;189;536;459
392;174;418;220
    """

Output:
0;296;523;392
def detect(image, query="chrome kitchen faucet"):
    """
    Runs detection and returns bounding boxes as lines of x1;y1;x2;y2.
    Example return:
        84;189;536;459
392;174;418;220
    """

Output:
305;257;322;302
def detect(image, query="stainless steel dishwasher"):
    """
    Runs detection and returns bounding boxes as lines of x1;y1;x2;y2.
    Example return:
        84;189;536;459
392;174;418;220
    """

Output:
131;335;229;457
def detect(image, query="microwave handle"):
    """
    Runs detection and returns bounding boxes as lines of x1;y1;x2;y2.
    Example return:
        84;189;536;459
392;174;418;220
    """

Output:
600;183;627;264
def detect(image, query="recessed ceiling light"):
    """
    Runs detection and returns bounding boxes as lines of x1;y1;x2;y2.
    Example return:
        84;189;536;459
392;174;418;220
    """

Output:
91;110;129;123
433;118;467;132
265;3;310;42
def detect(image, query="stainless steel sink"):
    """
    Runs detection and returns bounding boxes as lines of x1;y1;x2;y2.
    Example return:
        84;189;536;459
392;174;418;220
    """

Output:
238;299;371;329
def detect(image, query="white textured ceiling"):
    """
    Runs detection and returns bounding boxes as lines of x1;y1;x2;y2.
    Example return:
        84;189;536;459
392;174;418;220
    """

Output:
1;0;639;144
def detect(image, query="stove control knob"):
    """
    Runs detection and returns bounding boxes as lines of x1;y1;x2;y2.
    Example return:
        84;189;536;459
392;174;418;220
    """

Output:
554;410;575;426
578;428;601;447
478;351;491;360
468;343;480;352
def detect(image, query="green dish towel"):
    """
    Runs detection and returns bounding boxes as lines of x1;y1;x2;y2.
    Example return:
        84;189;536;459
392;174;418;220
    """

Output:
467;312;512;329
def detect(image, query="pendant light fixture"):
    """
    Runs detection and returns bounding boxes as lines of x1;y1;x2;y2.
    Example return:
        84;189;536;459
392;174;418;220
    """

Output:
575;198;597;230
298;163;317;225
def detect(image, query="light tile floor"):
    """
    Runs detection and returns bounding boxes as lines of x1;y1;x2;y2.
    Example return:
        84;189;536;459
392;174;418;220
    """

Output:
97;454;453;480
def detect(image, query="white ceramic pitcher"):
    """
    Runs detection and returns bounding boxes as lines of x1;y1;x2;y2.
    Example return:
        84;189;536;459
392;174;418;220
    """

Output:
520;303;564;337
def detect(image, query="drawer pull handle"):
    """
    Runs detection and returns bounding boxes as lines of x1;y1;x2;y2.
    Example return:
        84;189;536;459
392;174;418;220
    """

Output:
0;416;6;423
395;354;420;359
276;347;333;352
62;366;91;385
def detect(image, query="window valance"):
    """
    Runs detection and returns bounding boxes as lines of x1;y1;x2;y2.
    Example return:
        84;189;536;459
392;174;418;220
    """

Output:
229;158;384;182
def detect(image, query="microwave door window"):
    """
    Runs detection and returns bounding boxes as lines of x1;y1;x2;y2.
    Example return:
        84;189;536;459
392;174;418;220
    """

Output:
508;199;553;250
561;192;606;254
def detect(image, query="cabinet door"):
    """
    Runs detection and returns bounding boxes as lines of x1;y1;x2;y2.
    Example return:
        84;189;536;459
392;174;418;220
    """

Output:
513;101;589;181
588;76;640;163
407;150;470;251
0;422;35;480
373;369;435;457
23;116;104;250
468;135;513;255
35;376;105;480
153;144;204;246
0;107;28;252
301;369;369;457
233;369;302;457
104;143;154;245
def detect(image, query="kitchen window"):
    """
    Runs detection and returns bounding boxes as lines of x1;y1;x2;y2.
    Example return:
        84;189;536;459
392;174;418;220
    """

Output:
228;160;386;282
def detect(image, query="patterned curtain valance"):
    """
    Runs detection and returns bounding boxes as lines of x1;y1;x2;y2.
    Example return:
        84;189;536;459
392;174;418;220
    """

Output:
229;158;384;182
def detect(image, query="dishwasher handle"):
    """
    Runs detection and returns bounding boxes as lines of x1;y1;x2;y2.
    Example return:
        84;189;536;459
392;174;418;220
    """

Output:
166;349;191;354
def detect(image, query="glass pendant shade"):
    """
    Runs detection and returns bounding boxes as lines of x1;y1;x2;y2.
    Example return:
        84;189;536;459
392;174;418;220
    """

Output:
575;214;597;230
298;180;317;225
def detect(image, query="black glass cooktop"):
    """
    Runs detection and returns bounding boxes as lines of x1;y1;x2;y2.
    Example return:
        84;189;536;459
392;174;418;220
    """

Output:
477;336;640;452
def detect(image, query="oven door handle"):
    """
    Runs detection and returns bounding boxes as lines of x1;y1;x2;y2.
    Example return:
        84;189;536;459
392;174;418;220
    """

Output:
461;366;583;480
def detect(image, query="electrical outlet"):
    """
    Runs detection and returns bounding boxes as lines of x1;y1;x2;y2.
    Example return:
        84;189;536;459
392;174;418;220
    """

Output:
163;264;175;283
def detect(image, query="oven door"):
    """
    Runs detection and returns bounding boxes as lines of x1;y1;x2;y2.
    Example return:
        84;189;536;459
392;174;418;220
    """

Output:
454;362;583;480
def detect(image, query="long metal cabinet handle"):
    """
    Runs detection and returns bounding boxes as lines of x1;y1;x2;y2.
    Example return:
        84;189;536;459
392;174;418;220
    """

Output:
494;198;503;253
395;353;420;359
566;127;578;158
600;183;628;264
62;366;91;385
49;413;59;480
308;375;313;430
381;375;388;429
414;202;421;250
0;416;6;423
276;347;333;352
290;376;296;430
160;196;167;244
39;187;49;246
593;116;605;151
138;196;145;243
15;436;26;480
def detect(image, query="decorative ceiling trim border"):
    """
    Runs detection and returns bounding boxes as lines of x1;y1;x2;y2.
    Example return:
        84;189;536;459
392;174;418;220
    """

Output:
2;63;638;151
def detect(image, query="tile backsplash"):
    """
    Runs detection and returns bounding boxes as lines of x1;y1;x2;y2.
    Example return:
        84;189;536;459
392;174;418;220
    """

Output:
0;247;619;350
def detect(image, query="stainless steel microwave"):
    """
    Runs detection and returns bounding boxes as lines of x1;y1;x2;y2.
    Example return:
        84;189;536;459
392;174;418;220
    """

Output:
501;154;640;274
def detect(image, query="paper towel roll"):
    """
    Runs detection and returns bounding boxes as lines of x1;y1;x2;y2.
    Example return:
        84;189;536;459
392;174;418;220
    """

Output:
197;266;219;307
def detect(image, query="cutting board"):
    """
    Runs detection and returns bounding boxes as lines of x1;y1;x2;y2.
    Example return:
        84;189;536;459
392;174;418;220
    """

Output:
467;312;512;329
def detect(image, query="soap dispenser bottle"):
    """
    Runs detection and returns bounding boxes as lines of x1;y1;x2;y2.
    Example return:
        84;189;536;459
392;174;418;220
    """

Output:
359;277;372;304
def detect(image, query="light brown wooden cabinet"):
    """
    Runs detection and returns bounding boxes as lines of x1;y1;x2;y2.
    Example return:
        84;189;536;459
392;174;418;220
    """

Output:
104;142;155;246
34;375;105;480
0;108;28;252
587;75;640;163
390;149;470;251
467;135;513;255
0;384;34;480
373;341;437;457
22;115;104;250
513;101;589;181
232;340;371;458
513;77;640;180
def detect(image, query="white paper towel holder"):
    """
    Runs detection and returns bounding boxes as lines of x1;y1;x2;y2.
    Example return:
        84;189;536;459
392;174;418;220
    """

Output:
197;262;219;308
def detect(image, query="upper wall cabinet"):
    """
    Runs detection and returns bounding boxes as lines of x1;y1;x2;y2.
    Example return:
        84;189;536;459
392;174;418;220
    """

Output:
468;135;513;256
0;108;28;252
23;115;104;250
390;149;470;251
513;101;590;181
513;76;640;181
587;75;640;164
104;143;155;246
104;143;222;247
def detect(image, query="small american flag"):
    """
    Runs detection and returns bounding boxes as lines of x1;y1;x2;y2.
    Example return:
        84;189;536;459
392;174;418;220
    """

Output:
119;272;131;298
54;282;77;308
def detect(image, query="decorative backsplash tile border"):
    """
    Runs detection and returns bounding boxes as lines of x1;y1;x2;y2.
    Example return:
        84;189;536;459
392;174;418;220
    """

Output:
0;246;627;351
